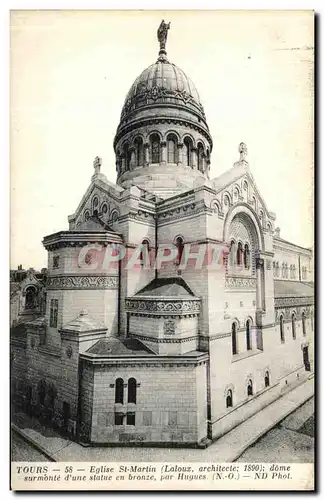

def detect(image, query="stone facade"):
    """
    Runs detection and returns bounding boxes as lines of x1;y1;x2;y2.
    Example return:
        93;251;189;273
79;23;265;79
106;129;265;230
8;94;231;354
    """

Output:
11;22;314;446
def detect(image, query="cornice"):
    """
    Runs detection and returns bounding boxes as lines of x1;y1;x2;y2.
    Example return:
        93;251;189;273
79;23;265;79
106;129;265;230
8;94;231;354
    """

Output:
47;275;119;290
131;333;198;344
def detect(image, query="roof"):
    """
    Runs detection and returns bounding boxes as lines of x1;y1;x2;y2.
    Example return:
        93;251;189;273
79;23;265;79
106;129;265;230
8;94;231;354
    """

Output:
76;215;115;232
60;310;107;333
135;277;195;298
274;280;314;298
86;337;155;356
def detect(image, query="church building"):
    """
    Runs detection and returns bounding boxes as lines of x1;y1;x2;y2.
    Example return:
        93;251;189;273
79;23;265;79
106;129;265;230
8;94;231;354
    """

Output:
11;21;314;447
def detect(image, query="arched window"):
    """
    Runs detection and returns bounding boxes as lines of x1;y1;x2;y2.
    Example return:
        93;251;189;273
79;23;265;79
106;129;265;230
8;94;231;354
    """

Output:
280;315;285;343
244;244;250;269
232;322;238;355
302;312;306;336
183;137;192;167
226;389;233;408
124;143;131;169
175;236;184;266
230;240;236;267
197;143;204;172
115;378;124;404
150;134;161;164
236;242;243;266
167;135;177;163
290;265;293;279
292;313;296;340
251;196;256;210
273;261;276;276
285;263;288;278
135;137;144;166
246;319;252;351
264;371;270;387
127;378;137;404
84;210;90;221
282;263;285;278
139;239;149;267
25;286;37;310
247;379;253;396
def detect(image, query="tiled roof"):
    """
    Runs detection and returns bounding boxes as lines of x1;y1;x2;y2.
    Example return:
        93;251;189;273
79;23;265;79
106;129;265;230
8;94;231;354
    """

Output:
135;277;195;297
274;280;314;298
61;310;107;333
86;337;155;356
76;215;115;232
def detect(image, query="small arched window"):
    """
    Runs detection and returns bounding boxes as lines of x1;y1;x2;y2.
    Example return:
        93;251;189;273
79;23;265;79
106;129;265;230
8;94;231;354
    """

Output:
251;196;256;210
127;378;137;404
232;322;238;355
247;379;253;396
265;371;270;388
115;378;124;404
280;315;285;343
150;134;161;164
302;312;306;336
175;237;184;266
139;239;150;267
276;262;279;277
237;242;243;266
135;137;144;166
273;261;276;276
124;143;131;169
84;210;90;221
290;265;293;279
282;263;285;278
25;286;37;310
244;244;250;269
167;135;178;163
183;137;192;167
292;313;296;340
226;389;233;408
246;319;252;351
197;143;204;172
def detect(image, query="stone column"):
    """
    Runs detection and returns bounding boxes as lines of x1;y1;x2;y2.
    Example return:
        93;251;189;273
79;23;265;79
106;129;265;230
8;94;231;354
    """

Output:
177;143;183;165
121;156;126;173
144;143;149;166
191;147;197;169
161;141;167;165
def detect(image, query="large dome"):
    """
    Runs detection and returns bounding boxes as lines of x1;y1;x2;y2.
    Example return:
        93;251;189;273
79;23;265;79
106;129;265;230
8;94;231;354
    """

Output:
113;21;213;199
120;60;205;123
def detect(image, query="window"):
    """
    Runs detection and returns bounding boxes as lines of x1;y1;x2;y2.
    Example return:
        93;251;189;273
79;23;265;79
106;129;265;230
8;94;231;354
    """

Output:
135;137;144;166
150;134;161;164
276;262;279;278
280;315;285;343
247;379;253;396
168;411;177;426
53;255;59;269
197;143;204;172
115;378;124;404
183;137;192;166
273;262;276;276
84;210;90;221
246;319;252;351
49;299;58;328
264;371;270;388
167;135;177;163
236;242;243;266
114;413;124;426
124;143;131;169
175;237;184;266
244;244;250;269
226;389;233;408
139;240;149;267
127;378;137;404
126;412;135;426
232;322;238;355
292;313;296;340
302;312;306;336
25;286;37;310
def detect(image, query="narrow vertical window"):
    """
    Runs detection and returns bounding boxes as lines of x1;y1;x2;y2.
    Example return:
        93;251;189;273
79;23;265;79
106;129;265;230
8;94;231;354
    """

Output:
247;379;253;396
232;322;238;355
230;241;236;267
127;378;137;404
236;242;243;266
265;371;270;387
150;134;160;164
292;313;296;340
167;136;177;163
302;312;306;336
114;413;124;425
126;412;135;426
175;237;184;266
244;244;250;269
197;143;204;171
226;389;233;408
50;299;58;328
246;319;252;351
115;378;124;404
135;137;144;166
183;137;192;166
280;315;285;343
139;240;149;267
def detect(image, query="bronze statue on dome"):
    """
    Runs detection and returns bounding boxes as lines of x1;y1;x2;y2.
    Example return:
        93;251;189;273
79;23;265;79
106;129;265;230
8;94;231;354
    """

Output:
157;20;170;54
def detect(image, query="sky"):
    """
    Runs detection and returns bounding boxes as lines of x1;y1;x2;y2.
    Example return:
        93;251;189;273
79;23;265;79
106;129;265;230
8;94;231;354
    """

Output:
10;10;314;270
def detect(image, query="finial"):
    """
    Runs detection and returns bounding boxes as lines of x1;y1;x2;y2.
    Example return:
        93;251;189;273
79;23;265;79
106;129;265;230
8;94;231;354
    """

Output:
238;142;248;161
79;309;88;317
93;156;102;174
157;20;171;62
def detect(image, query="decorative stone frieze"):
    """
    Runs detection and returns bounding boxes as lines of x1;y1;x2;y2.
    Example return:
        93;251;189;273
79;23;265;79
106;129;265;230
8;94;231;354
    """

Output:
125;298;201;315
225;277;257;289
274;296;313;308
47;275;118;290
